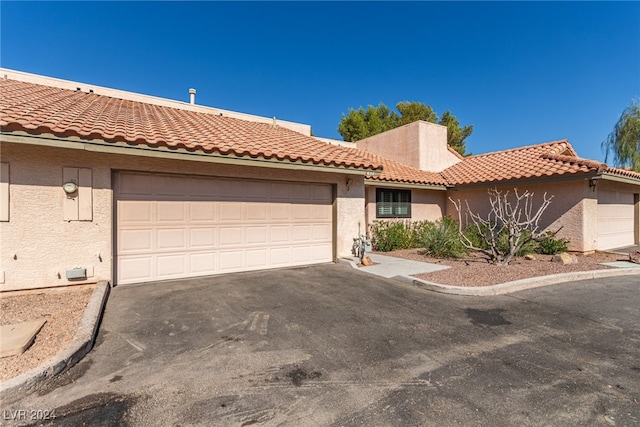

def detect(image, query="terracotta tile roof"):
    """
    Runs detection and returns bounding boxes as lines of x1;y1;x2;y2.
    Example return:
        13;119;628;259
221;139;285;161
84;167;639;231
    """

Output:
352;149;448;186
604;167;640;181
441;140;608;185
0;79;381;172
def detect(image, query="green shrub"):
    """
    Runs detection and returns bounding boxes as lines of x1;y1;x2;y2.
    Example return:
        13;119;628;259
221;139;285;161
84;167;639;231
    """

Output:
369;220;432;252
420;217;468;258
463;223;535;256
536;232;570;255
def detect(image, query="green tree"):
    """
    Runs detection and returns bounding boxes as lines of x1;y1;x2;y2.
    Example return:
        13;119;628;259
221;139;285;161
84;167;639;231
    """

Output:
396;101;437;126
439;110;473;156
337;101;473;156
602;98;640;172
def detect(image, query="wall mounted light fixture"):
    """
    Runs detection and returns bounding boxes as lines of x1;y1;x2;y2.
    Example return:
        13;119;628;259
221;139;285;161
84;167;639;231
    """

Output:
63;181;78;194
346;178;353;190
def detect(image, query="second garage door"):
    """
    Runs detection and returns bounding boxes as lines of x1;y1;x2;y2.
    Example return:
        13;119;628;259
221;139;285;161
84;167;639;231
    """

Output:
115;172;334;285
597;190;635;250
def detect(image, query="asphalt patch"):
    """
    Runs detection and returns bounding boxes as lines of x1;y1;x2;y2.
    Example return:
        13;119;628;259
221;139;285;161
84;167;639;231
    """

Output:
24;392;137;427
466;308;512;327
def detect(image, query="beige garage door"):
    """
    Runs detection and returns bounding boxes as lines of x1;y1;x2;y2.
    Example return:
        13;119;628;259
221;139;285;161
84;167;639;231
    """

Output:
597;190;634;250
115;172;333;285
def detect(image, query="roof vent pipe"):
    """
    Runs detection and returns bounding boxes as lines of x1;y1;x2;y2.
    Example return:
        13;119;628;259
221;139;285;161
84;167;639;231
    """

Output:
189;88;196;105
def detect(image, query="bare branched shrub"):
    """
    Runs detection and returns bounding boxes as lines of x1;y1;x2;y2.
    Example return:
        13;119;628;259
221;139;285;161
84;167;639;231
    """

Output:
450;188;555;265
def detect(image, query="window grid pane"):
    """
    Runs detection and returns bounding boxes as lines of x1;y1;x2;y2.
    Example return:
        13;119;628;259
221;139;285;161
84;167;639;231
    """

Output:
376;188;411;218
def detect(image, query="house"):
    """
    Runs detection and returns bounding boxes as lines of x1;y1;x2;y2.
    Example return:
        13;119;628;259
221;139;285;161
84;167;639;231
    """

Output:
343;121;640;254
0;69;381;290
1;69;639;291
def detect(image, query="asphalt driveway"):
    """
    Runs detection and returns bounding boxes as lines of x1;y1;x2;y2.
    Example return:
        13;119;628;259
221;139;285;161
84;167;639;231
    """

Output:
7;264;640;426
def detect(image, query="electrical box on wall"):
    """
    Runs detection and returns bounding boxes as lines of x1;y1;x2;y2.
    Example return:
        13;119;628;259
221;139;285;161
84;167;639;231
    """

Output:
66;268;87;280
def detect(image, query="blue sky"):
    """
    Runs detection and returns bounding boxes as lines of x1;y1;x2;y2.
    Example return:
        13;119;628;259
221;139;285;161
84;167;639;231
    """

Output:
1;1;638;162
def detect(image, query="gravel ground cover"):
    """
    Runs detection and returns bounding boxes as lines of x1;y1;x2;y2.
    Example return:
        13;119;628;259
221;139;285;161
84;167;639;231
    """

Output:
380;249;627;287
0;285;93;382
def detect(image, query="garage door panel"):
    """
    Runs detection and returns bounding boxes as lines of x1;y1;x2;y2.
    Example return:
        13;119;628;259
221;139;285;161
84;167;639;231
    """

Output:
119;229;154;253
246;249;268;268
156;254;187;278
597;190;635;250
312;205;332;220
271;182;291;199
246;203;268;221
157;202;187;222
270;204;290;220
118;174;152;196
292;225;311;242
190;252;217;274
271;247;292;266
292;204;311;220
219;251;244;271
219;227;243;246
245;181;269;199
246;226;268;245
219;180;244;198
116;173;333;284
292;184;312;200
220;203;243;221
119;257;153;283
190;228;216;248
156;228;187;250
271;225;290;243
311;244;333;261
312;224;332;240
119;201;153;223
311;185;333;202
292;246;311;263
189;201;217;222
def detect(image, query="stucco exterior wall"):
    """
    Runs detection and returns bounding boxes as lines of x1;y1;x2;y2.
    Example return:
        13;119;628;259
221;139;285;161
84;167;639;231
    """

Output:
355;121;461;172
445;179;596;252
0;141;365;291
364;186;446;229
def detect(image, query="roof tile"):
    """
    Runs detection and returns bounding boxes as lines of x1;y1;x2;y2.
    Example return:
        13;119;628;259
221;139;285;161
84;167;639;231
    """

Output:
351;149;448;186
0;79;381;172
441;141;607;185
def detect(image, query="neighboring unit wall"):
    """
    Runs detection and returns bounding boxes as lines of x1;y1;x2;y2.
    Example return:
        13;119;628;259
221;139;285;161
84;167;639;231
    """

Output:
0;141;365;291
445;179;597;252
356;121;461;172
364;186;446;228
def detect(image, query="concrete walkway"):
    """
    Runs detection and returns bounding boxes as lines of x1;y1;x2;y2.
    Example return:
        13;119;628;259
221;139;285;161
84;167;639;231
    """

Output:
355;253;449;278
608;244;640;255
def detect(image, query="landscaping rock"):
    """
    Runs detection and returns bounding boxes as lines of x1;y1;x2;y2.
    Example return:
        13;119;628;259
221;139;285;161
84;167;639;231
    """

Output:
552;253;578;265
629;251;640;264
361;256;373;266
524;254;537;261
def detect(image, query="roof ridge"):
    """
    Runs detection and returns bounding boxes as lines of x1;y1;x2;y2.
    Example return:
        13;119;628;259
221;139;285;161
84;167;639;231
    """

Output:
0;75;311;135
466;139;570;158
540;152;605;171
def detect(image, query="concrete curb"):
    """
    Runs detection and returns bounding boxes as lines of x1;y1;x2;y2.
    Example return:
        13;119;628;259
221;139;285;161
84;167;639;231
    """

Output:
339;258;640;296
0;280;110;403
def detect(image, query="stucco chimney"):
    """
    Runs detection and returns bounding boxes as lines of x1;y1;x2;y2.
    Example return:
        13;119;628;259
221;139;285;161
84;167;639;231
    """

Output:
189;88;196;105
354;121;462;172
